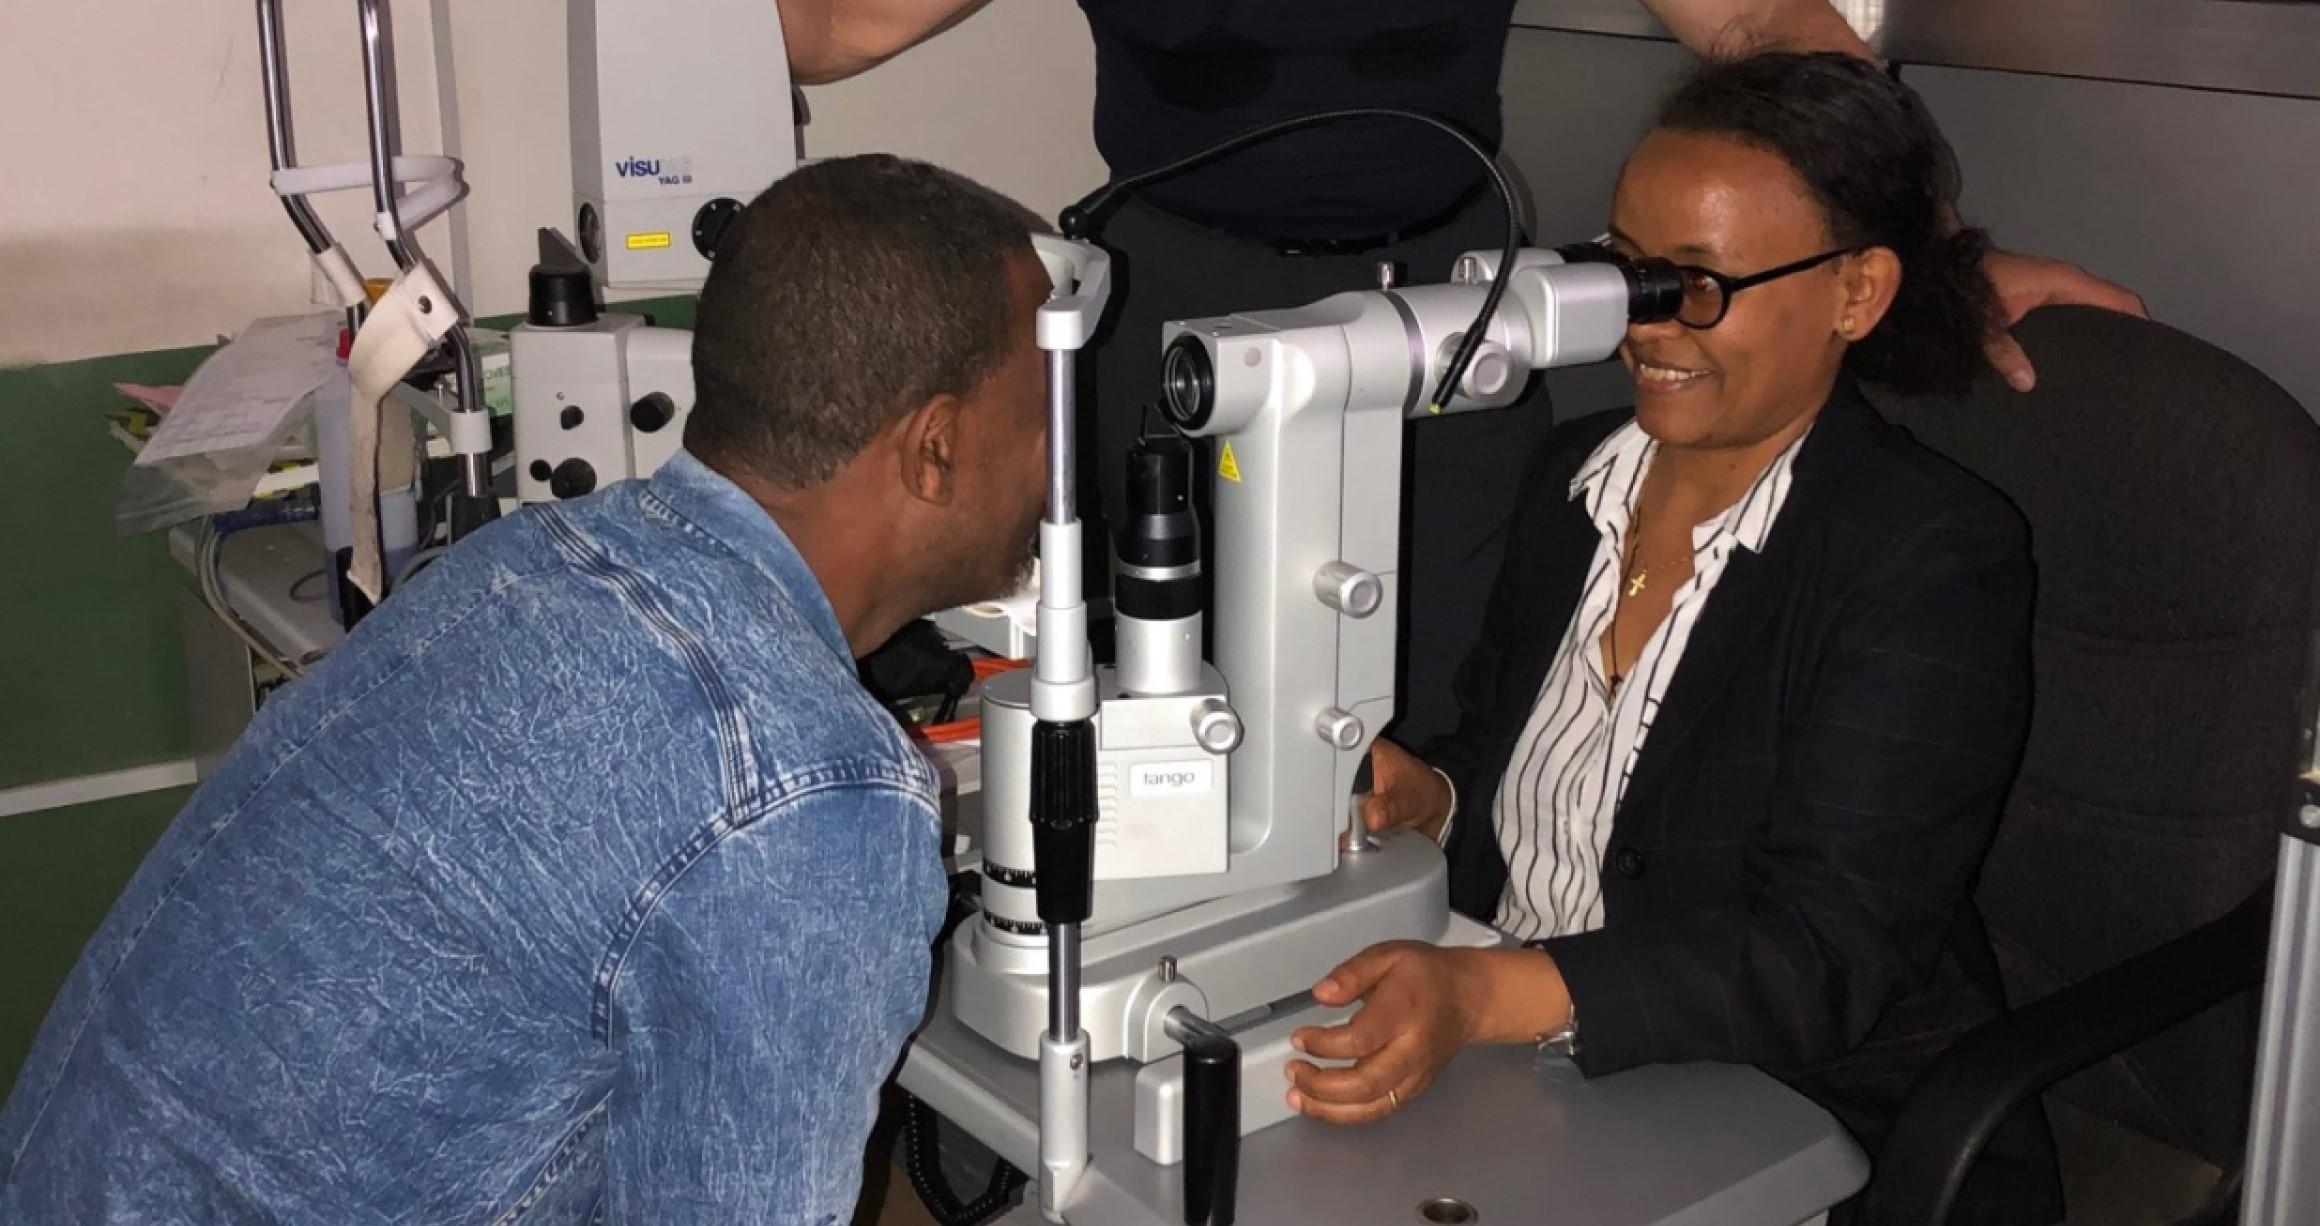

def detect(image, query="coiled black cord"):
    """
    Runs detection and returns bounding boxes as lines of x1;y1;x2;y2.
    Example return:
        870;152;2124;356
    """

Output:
902;871;1030;1225
901;1092;1026;1226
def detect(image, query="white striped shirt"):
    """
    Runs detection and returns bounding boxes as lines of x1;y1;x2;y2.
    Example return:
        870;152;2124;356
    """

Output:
1489;421;1809;941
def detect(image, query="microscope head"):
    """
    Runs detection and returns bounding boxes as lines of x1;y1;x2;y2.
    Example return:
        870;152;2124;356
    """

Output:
1157;247;1682;438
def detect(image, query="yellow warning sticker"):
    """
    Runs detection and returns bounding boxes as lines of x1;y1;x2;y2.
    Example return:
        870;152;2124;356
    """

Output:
1217;442;1242;483
624;231;673;250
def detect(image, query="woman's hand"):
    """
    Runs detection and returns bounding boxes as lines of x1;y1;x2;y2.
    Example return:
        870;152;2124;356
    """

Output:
1360;740;1453;840
1980;247;2149;393
1285;944;1572;1124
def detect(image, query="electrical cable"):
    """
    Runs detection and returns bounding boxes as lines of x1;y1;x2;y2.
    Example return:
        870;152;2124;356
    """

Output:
1058;107;1523;415
393;545;450;593
195;519;308;681
908;660;1030;746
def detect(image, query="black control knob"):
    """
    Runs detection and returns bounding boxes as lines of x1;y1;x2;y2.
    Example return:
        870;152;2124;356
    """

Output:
693;198;743;258
631;392;677;434
548;458;598;500
576;203;605;265
559;405;585;430
527;263;598;328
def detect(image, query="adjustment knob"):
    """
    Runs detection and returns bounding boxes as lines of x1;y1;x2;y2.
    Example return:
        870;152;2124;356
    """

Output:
1315;707;1365;752
528;262;598;328
1439;332;1517;401
1462;339;1516;399
1191;699;1243;755
548;458;598;500
692;197;743;258
1313;561;1383;619
630;392;677;434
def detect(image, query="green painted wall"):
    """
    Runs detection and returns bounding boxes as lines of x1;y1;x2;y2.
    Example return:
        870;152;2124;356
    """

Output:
0;298;695;1100
0;346;213;790
0;787;188;1102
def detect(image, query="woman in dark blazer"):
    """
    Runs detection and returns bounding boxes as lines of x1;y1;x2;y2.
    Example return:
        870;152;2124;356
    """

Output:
1283;53;2060;1223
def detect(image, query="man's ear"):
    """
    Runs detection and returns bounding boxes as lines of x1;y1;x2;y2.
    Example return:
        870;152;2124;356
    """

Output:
894;393;965;507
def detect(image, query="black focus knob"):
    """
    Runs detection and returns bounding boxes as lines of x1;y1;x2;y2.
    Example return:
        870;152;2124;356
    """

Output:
1029;720;1100;927
560;405;585;430
549;458;598;500
631;392;677;434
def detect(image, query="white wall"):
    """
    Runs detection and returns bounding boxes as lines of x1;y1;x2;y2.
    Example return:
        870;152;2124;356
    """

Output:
0;1;1104;367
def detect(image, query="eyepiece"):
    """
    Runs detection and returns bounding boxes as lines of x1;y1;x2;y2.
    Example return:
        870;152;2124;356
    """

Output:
1621;256;1684;324
1555;242;1684;325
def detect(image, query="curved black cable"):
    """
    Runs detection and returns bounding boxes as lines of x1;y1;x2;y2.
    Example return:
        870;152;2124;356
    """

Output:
1059;108;1523;416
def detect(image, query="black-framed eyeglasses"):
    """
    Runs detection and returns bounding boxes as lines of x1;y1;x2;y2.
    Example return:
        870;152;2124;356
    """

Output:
1667;248;1856;329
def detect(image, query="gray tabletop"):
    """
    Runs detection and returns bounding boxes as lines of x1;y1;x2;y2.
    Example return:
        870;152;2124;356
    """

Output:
904;992;1867;1226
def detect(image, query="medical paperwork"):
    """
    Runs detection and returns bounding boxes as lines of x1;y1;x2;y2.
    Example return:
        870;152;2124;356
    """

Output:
134;313;341;467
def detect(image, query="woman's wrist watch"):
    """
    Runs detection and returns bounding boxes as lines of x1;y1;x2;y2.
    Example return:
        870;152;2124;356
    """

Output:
1537;1005;1579;1059
1521;939;1579;1058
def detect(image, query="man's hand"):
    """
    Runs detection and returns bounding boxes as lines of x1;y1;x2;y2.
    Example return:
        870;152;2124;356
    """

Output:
1359;740;1453;840
1641;0;1878;61
1981;248;2150;392
1285;944;1572;1123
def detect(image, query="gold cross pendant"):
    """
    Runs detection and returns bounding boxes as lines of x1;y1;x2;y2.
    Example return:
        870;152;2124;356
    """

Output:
1626;572;1648;598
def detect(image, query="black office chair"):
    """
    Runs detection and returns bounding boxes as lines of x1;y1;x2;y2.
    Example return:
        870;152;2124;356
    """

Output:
1859;306;2320;1226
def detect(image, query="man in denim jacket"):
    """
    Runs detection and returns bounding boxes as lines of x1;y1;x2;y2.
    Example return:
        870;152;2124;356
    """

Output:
1;155;1055;1224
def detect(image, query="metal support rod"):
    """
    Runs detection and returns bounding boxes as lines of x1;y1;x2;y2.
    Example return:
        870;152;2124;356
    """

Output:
1340;794;1378;856
443;330;489;495
2243;835;2320;1224
455;448;492;499
1046;350;1077;527
357;0;416;270
1025;239;1107;1224
259;0;360;336
256;0;333;256
355;0;489;502
2244;590;2320;1223
1049;923;1082;1040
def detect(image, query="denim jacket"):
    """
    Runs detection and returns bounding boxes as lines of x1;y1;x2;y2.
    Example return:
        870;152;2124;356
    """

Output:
1;452;948;1224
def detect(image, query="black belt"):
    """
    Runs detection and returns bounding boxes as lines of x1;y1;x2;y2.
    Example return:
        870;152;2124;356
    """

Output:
1272;231;1411;257
1261;179;1494;257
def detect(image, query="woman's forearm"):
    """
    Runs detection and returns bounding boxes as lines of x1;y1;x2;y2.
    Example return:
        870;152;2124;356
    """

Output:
1458;948;1574;1045
776;0;995;83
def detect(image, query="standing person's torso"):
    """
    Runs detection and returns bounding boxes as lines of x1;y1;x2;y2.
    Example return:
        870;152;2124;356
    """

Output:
1080;0;1518;239
0;453;947;1223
